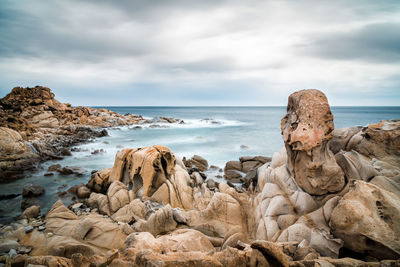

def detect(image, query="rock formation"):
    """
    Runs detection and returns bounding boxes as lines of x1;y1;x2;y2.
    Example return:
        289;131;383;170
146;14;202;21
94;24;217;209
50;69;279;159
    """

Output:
1;88;399;266
281;89;345;195
0;86;181;182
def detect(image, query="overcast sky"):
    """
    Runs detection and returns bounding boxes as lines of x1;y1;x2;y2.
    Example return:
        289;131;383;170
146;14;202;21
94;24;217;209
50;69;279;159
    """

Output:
0;0;399;106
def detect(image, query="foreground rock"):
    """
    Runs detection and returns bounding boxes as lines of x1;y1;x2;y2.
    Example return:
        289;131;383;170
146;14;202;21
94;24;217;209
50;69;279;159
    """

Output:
1;89;399;266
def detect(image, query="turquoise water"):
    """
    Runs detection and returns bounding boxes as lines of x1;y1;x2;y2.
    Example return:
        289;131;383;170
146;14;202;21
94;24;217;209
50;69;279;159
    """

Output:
0;106;399;223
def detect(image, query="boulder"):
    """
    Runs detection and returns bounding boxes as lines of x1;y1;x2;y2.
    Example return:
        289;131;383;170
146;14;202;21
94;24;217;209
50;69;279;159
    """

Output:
183;155;209;171
22;184;45;197
281;89;345;195
76;186;91;199
330;181;400;259
21;205;40;219
0;127;39;182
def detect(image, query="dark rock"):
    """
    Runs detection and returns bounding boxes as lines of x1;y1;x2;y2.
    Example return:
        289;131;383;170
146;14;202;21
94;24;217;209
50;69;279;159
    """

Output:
224;161;242;171
183;155;208;172
57;166;86;176
60;148;72;156
224;169;243;180
68;185;79;195
44;172;54;176
24;226;33;233
207;179;217;190
22;184;45;197
48;164;61;172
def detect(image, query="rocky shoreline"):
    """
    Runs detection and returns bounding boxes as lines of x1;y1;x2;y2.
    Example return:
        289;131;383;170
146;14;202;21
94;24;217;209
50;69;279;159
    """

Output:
0;86;182;183
0;88;399;266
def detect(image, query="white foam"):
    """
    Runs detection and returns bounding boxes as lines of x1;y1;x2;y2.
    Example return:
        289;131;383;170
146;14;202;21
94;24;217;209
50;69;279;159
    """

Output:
114;118;248;130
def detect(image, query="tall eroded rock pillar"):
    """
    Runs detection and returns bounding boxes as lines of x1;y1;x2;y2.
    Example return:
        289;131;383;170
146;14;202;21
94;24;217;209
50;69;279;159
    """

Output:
281;89;345;195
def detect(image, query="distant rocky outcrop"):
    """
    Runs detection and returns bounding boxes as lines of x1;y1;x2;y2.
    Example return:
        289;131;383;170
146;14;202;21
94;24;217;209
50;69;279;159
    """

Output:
0;86;179;182
1;89;399;266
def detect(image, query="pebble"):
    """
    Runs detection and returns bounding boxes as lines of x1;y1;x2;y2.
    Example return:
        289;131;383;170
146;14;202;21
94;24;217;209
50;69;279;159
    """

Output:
24;226;34;233
17;246;32;254
47;232;54;238
85;208;90;212
71;203;83;209
38;226;46;231
9;248;17;259
104;215;109;218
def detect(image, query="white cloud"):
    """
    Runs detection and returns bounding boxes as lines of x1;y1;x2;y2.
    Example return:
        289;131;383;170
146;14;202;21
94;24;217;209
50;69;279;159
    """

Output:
0;0;399;105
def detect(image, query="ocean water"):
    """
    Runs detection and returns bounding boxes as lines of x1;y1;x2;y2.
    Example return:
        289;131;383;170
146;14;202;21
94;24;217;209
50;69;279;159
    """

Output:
1;106;399;223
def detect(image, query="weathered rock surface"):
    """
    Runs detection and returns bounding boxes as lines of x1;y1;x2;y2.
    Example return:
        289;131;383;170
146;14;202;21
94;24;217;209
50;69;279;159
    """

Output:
0;127;39;182
281;89;345;195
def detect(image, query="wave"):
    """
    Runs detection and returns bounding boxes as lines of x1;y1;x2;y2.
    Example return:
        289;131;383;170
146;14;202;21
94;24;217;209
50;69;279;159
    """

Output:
115;118;247;131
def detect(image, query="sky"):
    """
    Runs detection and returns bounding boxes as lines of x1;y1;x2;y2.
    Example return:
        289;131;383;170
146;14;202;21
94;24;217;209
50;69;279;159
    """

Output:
0;0;399;106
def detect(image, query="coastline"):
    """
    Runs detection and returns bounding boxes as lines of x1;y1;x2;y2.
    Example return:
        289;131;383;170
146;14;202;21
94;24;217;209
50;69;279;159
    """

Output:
0;87;399;266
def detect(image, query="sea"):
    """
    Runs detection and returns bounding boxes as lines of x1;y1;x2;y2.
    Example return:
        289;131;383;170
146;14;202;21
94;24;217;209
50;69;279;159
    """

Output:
1;106;399;223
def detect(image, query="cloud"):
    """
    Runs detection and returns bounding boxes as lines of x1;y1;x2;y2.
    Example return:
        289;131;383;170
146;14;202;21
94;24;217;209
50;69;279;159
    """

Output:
0;0;399;105
298;22;400;63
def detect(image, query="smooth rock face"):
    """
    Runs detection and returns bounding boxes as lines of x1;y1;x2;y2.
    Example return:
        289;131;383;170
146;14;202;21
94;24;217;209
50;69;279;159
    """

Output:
281;89;345;195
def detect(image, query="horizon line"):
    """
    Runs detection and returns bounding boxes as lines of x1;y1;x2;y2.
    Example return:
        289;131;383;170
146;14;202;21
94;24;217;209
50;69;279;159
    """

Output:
89;105;400;108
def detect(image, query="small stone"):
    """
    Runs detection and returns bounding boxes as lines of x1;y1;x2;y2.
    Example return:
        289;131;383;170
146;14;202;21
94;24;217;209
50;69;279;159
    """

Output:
44;172;54;176
17;246;32;254
85;208;90;212
71;203;83;209
104;215;109;218
24;226;33;233
38;226;46;231
9;248;17;259
47;232;54;238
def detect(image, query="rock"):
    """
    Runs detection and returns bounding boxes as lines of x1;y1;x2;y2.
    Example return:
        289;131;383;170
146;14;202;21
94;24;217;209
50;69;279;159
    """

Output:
111;199;145;223
242;160;261;173
8;248;17;259
71;202;83;209
21;205;40;219
133;205;177;236
224;169;243;180
207;178;218;190
76;186;91;198
17;246;32;254
0;239;20;254
330;181;400;260
43;172;53;176
281;89;345;195
57;166;86;176
183;155;209;171
251;240;290;267
48;164;61;172
22;184;45;197
60;148;72;156
24;226;34;233
0;127;39;182
107;181;132;214
225;161;242;171
38;226;46;231
126;229;214;254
